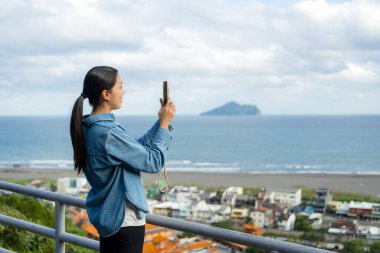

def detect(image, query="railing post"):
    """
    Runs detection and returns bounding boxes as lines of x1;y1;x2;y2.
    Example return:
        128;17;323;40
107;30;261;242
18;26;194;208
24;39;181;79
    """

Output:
55;201;65;253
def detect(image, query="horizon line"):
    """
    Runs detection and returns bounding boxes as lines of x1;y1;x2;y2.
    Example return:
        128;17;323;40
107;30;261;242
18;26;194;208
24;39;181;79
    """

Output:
0;113;379;117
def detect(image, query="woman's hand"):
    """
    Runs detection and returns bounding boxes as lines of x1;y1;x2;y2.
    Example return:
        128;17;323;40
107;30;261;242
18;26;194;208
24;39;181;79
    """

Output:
158;98;176;129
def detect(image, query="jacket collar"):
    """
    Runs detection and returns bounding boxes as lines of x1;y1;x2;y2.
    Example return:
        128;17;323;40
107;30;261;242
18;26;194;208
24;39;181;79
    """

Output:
82;113;115;126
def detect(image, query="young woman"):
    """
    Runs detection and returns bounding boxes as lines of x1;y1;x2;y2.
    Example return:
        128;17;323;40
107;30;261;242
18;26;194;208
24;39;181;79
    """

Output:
70;66;175;252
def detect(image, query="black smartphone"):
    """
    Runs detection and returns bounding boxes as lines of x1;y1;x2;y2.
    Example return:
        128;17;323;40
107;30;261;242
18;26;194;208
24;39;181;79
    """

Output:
163;81;169;106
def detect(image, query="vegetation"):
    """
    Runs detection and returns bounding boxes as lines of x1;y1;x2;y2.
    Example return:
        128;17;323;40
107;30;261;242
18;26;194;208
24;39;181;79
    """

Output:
294;215;312;232
342;239;365;253
263;231;300;241
332;191;380;203
0;193;96;253
246;247;270;253
370;241;380;253
177;231;196;238
300;230;325;246
211;220;237;231
293;185;380;203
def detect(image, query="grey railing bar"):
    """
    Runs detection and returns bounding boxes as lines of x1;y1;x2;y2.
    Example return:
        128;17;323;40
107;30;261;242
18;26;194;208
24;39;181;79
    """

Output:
0;180;85;208
0;214;99;251
59;232;99;250
0;180;334;253
0;214;55;238
55;202;65;252
0;247;15;253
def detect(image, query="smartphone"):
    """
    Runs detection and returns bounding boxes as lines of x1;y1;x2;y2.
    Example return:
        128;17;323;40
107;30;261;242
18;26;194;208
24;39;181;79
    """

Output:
163;81;169;106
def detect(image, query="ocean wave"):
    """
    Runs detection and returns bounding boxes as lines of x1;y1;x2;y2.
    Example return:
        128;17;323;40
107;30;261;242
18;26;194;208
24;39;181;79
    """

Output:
0;160;73;169
0;159;379;175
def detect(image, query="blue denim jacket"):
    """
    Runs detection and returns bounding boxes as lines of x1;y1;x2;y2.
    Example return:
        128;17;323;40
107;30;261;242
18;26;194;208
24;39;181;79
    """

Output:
82;113;173;237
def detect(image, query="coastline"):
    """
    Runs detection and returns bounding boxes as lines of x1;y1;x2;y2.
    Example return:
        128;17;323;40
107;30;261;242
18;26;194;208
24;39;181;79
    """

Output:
1;168;380;197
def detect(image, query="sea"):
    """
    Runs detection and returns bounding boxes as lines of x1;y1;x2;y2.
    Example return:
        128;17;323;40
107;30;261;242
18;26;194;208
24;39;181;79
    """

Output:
0;115;379;175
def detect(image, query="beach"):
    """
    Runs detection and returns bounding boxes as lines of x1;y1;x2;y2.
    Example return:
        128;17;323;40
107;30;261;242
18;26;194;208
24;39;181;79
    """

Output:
1;168;380;197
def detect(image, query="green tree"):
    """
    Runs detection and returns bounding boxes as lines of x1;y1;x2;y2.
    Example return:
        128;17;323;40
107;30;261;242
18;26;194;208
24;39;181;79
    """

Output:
246;247;269;253
0;194;96;253
0;205;53;252
294;215;312;232
343;239;365;253
370;241;380;253
211;220;236;230
301;230;325;246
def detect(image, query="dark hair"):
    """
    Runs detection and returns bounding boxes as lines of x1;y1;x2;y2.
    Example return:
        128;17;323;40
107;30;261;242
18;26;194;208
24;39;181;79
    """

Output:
70;66;118;174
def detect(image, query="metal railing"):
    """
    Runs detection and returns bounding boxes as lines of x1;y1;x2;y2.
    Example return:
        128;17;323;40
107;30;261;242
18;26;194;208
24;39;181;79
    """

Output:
0;180;334;253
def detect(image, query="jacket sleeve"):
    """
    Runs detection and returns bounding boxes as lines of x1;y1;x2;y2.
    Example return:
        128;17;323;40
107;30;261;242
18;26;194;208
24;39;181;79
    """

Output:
136;119;174;147
105;126;173;174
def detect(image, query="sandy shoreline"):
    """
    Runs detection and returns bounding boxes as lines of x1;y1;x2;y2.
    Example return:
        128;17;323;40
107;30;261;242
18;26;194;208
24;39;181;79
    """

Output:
1;168;380;197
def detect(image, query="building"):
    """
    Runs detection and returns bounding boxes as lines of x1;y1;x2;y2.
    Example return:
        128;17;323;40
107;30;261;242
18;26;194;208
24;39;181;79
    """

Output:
264;188;302;207
205;190;223;204
364;203;380;220
27;179;51;191
326;201;342;214
221;187;243;206
233;194;255;209
347;201;373;219
231;208;250;223
336;202;350;217
328;219;358;235
313;188;333;213
357;225;380;240
250;208;274;228
255;187;267;208
171;204;191;220
308;213;323;229
190;201;231;223
277;213;296;231
152;202;179;217
57;177;89;195
167;186;201;206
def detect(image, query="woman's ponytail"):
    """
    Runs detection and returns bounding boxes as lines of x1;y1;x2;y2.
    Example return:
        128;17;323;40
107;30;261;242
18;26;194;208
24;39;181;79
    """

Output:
70;66;118;174
70;95;86;174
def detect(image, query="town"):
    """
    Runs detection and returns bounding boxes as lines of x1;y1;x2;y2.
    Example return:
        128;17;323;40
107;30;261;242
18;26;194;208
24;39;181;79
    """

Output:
4;178;380;253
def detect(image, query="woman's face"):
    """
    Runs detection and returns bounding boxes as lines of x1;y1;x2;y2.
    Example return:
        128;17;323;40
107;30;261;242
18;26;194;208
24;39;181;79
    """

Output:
108;74;125;110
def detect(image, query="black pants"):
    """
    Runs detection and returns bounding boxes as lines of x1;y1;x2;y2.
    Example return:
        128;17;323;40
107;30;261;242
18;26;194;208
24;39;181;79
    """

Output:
100;225;145;253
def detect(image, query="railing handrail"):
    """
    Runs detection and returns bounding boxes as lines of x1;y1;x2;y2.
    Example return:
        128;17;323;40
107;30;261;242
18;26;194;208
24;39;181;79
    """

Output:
0;180;334;253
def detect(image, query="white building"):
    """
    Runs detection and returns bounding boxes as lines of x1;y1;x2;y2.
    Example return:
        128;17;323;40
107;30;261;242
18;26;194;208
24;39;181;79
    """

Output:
167;186;201;206
336;202;350;216
250;208;273;228
221;187;243;206
190;201;231;223
308;213;323;229
57;177;89;195
152;201;179;216
357;226;380;239
277;213;296;231
231;208;250;223
264;188;302;207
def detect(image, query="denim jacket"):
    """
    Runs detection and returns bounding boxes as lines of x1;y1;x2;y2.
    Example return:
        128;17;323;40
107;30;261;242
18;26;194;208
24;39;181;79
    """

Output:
82;113;173;237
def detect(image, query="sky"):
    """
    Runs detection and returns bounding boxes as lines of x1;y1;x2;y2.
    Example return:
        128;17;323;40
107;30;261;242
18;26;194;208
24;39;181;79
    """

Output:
0;0;379;116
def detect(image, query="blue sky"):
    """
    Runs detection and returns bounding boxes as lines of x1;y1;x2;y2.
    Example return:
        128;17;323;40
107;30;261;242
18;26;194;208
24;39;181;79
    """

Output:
0;0;379;115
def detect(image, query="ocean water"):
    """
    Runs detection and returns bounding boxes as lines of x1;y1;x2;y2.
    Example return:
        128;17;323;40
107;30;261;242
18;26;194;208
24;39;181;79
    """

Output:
0;115;379;174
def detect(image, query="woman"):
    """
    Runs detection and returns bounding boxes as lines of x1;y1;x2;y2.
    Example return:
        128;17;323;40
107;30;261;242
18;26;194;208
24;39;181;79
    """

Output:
70;66;175;252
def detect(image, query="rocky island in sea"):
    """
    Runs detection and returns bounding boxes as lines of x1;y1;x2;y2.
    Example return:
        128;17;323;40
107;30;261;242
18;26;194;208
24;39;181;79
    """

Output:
200;101;261;116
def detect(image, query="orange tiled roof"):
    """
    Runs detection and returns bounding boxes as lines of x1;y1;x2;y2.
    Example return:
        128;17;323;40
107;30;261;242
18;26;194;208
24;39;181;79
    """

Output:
170;240;217;253
242;224;263;236
82;223;99;238
74;212;88;224
225;241;248;249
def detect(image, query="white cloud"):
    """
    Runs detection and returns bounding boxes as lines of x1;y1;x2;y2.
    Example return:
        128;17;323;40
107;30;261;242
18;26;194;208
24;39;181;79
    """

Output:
0;0;379;115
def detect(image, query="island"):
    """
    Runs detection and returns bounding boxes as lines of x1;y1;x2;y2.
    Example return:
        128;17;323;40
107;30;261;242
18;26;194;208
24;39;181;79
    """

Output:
200;101;261;116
